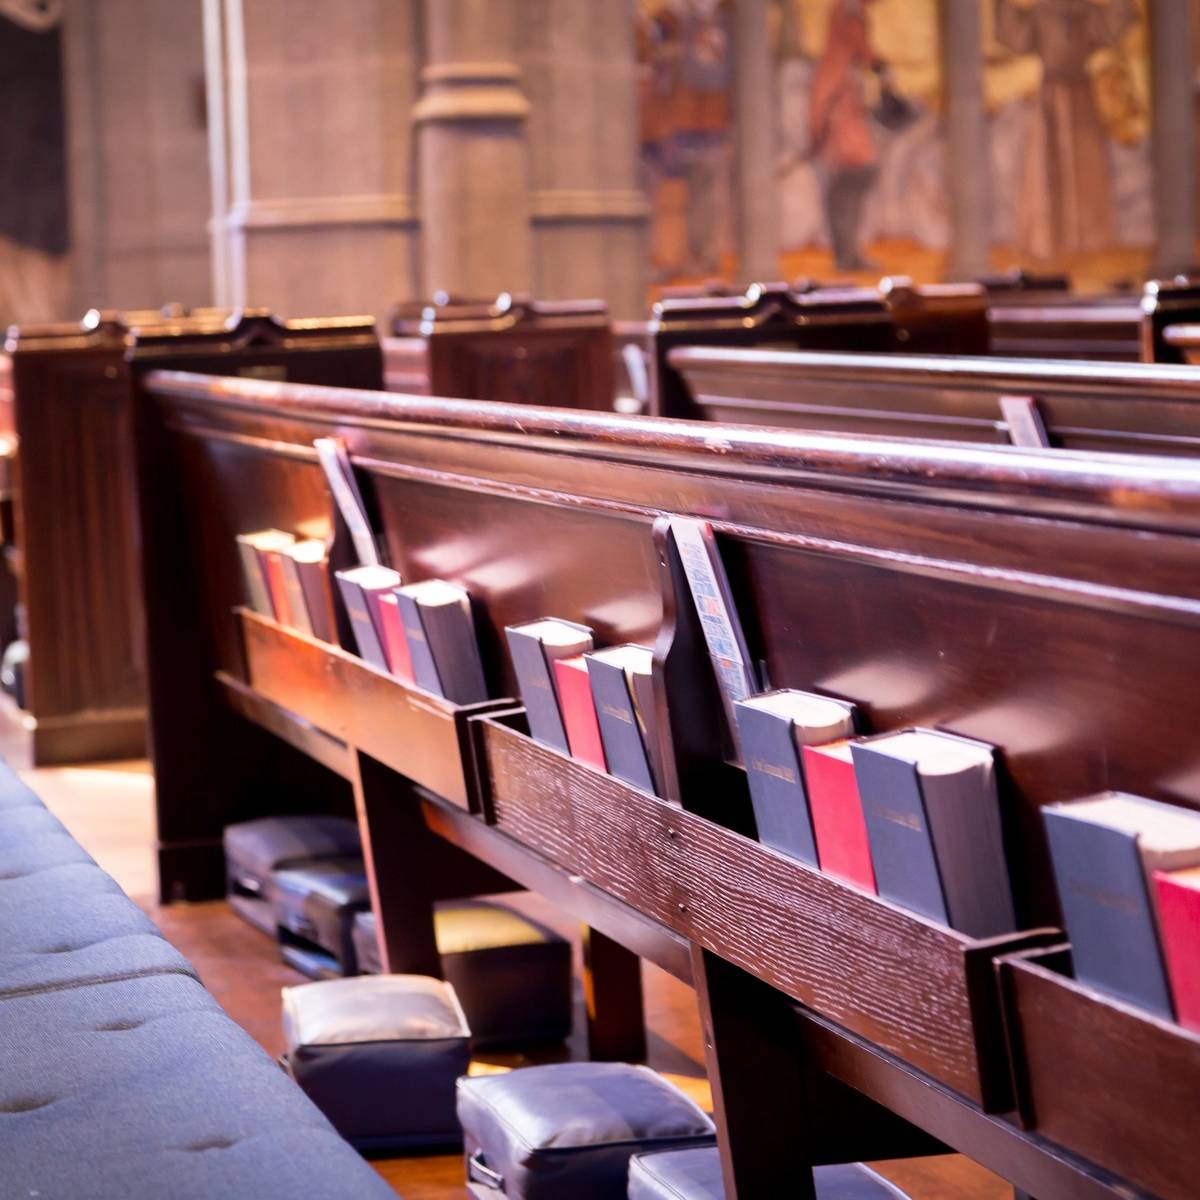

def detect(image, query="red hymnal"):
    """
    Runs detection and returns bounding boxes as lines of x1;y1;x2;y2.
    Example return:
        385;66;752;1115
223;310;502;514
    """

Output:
376;592;414;685
803;740;876;893
1155;866;1200;1032
553;655;607;771
262;549;295;628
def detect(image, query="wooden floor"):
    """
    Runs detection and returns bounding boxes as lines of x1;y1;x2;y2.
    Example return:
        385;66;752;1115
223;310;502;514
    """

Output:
1;711;1011;1199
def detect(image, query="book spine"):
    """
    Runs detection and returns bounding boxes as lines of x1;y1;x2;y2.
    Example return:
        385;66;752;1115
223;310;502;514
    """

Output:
262;550;294;627
588;658;655;794
851;744;948;924
422;600;489;705
295;559;335;644
803;746;875;893
314;437;379;567
396;592;444;697
553;657;607;772
628;668;663;798
236;539;274;617
506;630;569;753
736;701;817;866
1154;872;1200;1033
278;555;313;637
376;594;414;684
1045;809;1174;1018
334;576;388;672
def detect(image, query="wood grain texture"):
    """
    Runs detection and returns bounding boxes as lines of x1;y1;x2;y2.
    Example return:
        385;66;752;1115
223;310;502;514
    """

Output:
481;717;1052;1103
999;947;1200;1200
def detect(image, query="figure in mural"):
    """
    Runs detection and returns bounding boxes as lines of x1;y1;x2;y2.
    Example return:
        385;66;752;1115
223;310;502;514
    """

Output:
994;0;1137;261
809;0;888;271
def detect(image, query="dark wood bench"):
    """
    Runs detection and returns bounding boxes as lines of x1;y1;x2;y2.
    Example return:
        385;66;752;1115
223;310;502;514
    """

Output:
3;309;380;765
665;344;1200;455
134;365;1200;1199
384;292;613;410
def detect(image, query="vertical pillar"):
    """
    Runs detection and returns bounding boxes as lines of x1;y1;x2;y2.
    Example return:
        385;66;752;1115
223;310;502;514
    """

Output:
731;0;778;284
939;0;990;280
1149;0;1196;277
211;0;420;319
517;0;648;317
414;0;533;299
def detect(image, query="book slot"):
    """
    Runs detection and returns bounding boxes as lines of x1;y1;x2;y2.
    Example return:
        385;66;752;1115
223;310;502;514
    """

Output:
997;944;1200;1200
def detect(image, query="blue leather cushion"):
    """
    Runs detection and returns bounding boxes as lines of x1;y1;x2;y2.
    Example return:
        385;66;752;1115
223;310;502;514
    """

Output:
224;816;361;880
458;1063;715;1200
627;1147;912;1200
0;973;398;1199
0;862;196;998
0;803;94;879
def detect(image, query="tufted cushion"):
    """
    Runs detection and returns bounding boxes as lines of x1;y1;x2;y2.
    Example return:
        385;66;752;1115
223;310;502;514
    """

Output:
283;974;471;1150
627;1146;913;1200
353;902;573;1045
458;1063;716;1200
0;803;94;879
0;973;398;1199
0;862;196;998
0;759;44;810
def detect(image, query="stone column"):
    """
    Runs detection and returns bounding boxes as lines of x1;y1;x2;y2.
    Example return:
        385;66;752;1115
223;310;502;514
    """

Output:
414;0;533;300
939;0;990;280
209;0;420;319
1149;0;1196;277
730;0;778;285
517;0;648;317
63;0;212;312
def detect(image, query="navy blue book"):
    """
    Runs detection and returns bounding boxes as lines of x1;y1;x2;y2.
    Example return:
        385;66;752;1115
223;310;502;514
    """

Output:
735;690;857;866
395;580;488;705
334;565;399;673
586;645;657;795
852;728;1015;936
505;619;593;753
1044;792;1200;1018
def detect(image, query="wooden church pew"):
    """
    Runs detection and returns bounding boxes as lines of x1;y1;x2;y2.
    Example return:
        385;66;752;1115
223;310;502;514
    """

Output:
666;344;1200;454
3;308;380;766
134;366;1200;1199
383;291;614;409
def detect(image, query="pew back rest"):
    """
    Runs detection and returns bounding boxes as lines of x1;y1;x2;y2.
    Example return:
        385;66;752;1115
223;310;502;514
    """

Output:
138;370;1200;932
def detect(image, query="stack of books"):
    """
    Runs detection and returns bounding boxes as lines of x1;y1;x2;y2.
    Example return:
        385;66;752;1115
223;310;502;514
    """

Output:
734;689;1017;938
237;530;336;643
505;619;663;798
333;568;489;705
1045;793;1200;1029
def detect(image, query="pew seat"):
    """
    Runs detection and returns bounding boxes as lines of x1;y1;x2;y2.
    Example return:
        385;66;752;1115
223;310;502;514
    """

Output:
0;759;399;1199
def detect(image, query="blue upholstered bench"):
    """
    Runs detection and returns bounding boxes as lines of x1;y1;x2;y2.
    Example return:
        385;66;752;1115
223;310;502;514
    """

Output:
0;760;400;1199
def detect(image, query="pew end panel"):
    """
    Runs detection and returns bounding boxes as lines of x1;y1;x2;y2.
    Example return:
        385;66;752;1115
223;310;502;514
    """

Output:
997;944;1200;1200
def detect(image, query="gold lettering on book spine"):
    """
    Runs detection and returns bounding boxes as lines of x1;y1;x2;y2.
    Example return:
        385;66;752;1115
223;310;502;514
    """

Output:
750;758;795;784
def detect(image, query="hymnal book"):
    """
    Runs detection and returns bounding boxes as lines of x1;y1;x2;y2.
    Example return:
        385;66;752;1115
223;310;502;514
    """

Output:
235;531;277;617
289;539;335;644
851;729;1016;937
803;739;876;893
277;550;313;637
1044;792;1200;1019
1155;866;1200;1032
505;619;593;753
395;580;488;705
668;518;757;754
553;655;607;772
375;593;414;685
735;690;857;867
238;530;296;623
314;436;379;567
334;565;401;672
586;644;659;796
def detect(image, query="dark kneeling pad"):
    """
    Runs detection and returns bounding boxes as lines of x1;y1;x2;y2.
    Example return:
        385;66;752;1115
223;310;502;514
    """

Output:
283;974;471;1152
272;857;369;975
223;815;360;936
354;900;572;1046
457;1062;715;1199
628;1146;914;1199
